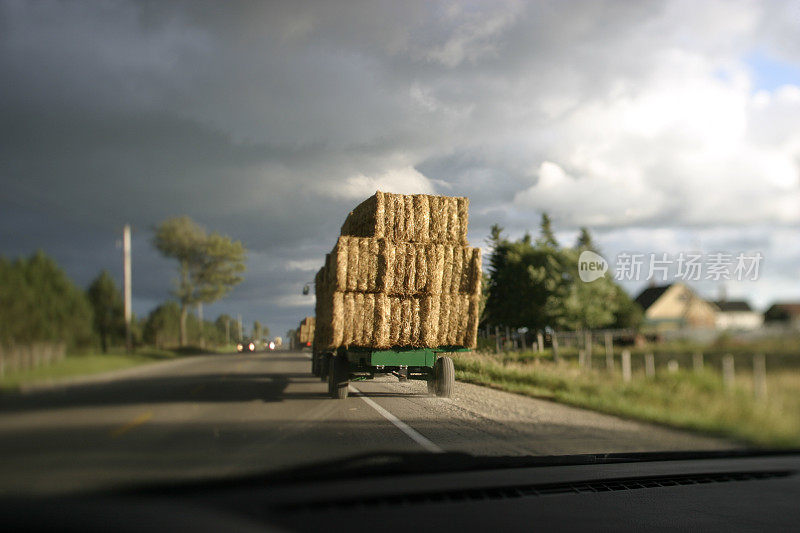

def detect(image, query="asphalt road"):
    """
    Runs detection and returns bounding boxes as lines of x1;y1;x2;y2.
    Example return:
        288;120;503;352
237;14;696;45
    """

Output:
0;351;733;495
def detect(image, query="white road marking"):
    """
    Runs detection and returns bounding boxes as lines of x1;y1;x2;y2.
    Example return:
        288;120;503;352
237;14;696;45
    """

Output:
298;351;442;452
349;385;444;453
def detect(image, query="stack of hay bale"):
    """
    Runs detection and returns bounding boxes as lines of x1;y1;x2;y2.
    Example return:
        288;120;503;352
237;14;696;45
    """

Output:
314;191;481;350
298;316;315;346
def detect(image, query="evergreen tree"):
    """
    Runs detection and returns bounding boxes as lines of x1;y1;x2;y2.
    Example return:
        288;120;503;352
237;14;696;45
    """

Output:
87;270;125;353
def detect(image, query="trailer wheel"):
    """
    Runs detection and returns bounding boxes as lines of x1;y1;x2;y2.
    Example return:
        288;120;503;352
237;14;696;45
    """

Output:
434;356;454;398
426;374;436;394
328;356;349;399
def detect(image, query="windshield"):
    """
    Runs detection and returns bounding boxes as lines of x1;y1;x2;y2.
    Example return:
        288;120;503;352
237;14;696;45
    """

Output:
1;1;798;496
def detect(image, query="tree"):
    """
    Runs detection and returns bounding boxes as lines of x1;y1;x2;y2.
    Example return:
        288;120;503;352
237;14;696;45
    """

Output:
87;270;125;353
143;301;181;348
215;314;234;344
483;221;640;333
575;227;596;250
253;321;262;340
0;251;94;348
538;213;559;248
152;217;246;346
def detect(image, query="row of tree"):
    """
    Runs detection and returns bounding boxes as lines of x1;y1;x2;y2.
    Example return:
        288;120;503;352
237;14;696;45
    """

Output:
0;248;267;351
1;216;252;352
482;215;642;333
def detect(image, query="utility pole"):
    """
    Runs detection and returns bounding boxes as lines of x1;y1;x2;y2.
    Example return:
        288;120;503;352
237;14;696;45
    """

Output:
123;224;132;353
237;313;243;341
225;318;230;345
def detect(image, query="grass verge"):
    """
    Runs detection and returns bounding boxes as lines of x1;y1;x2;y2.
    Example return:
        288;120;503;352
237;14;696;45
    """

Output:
0;347;199;391
453;351;800;448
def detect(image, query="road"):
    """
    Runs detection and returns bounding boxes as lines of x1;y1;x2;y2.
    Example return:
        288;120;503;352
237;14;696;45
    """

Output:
0;351;733;495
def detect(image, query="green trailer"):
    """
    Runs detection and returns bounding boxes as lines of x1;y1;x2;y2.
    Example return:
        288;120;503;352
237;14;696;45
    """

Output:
312;346;468;399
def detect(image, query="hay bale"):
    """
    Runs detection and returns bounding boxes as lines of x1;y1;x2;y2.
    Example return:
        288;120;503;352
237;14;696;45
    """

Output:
413;195;430;242
420;295;440;346
428;244;445;294
340;191;469;244
345;237;359;292
315;289;478;349
374;293;390;346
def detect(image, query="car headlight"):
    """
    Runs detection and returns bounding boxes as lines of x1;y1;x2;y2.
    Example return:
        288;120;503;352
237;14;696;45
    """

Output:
248;342;255;351
236;343;243;351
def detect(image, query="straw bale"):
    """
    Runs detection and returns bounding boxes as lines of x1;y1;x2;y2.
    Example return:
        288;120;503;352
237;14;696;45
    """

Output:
377;239;393;292
456;197;468;242
343;293;355;345
356;238;369;292
466;247;482;295
441;246;453;295
368;239;380;291
427;244;445;294
413;195;430;242
399;299;412;345
402;244;416;294
450;246;463;294
334;241;347;290
362;293;375;346
374;293;390;346
345;237;358;291
340;192;469;244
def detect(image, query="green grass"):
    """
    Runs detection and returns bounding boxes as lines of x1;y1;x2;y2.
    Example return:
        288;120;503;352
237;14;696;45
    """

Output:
453;351;800;449
0;347;197;391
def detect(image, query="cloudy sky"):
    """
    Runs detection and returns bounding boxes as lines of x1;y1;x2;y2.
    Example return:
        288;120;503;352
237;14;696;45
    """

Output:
2;0;799;336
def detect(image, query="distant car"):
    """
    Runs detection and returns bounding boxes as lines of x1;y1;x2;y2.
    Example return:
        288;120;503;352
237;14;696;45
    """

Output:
236;339;258;353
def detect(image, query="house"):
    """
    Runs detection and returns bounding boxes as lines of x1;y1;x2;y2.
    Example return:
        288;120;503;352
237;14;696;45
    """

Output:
764;303;800;329
634;283;717;330
713;300;763;331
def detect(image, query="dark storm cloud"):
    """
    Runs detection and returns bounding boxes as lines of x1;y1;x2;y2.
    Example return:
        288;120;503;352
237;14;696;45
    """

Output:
2;0;799;333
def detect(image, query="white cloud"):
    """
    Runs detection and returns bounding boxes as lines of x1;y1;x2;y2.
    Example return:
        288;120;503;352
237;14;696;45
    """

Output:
285;259;320;272
324;166;437;200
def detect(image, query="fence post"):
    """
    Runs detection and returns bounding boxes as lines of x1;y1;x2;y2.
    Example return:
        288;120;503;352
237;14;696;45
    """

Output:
495;326;501;354
578;349;585;368
604;332;613;372
622;349;631;383
505;326;511;351
520;330;527;352
645;353;655;378
722;354;735;390
693;352;704;372
584;331;592;369
753;354;767;401
537;331;544;353
552;333;560;364
667;360;679;374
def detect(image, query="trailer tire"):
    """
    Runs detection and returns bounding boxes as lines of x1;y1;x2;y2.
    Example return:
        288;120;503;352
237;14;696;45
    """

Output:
434;356;454;398
426;374;436;394
328;356;349;399
319;354;330;382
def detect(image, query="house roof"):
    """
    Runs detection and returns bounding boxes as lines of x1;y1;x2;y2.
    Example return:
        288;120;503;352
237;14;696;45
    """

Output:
713;300;753;312
766;303;800;316
634;284;672;311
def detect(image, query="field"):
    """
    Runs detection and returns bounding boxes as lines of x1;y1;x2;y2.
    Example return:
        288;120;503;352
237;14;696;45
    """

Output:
454;337;800;448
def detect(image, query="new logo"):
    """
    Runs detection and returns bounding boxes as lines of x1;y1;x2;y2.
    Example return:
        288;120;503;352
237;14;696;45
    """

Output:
578;250;608;283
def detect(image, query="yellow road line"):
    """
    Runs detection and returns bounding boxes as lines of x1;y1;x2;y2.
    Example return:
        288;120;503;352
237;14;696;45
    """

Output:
110;411;153;438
